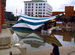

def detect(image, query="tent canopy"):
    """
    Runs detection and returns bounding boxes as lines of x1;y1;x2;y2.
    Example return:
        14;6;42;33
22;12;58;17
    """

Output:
12;13;64;30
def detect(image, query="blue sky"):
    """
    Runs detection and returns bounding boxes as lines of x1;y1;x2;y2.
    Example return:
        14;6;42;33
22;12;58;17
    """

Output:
6;0;75;15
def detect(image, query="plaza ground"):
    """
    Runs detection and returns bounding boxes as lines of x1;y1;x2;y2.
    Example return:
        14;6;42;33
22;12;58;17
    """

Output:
0;44;75;55
0;23;75;55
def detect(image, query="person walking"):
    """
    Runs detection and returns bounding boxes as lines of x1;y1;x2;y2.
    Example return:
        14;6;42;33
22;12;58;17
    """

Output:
51;43;60;55
41;22;48;34
10;51;12;55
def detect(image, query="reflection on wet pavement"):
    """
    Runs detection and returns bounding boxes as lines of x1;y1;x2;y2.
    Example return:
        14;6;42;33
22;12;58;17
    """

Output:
12;27;75;50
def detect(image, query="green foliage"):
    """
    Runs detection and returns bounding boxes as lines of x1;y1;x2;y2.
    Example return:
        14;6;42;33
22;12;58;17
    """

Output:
5;12;19;21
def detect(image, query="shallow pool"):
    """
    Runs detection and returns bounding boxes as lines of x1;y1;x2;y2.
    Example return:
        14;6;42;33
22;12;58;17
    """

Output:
12;28;75;50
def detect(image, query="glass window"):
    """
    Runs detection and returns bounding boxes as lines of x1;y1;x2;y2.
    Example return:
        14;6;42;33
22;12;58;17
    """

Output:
32;6;33;8
28;9;30;11
28;12;30;14
41;4;42;5
25;6;27;8
28;3;30;5
28;14;30;16
43;6;45;8
25;12;27;14
32;3;33;5
39;7;42;8
36;4;37;5
44;3;45;5
32;9;33;11
39;9;42;11
36;12;37;14
32;12;33;14
36;15;37;17
25;9;27;11
31;15;33;16
25;3;27;5
28;6;30;8
43;15;45;17
38;12;42;14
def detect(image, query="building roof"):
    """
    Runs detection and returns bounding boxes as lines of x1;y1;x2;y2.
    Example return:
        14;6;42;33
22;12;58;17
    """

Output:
24;1;45;2
52;11;64;16
32;0;47;2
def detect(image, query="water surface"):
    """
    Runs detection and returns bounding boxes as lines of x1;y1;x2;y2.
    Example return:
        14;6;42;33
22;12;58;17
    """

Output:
12;27;75;50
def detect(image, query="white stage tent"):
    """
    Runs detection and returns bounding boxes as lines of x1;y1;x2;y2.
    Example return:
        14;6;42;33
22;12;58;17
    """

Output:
12;13;64;31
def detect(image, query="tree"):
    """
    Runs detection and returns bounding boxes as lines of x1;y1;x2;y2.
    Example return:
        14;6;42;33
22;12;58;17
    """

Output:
5;12;16;21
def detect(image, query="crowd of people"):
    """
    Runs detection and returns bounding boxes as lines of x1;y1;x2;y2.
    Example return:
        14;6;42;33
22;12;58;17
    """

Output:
41;21;56;34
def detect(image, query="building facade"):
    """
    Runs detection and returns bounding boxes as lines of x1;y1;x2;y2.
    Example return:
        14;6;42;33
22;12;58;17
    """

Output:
0;0;6;33
65;6;75;18
52;6;75;20
24;0;52;17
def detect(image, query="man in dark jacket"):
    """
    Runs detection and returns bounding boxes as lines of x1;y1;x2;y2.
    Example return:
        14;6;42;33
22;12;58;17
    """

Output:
52;43;60;55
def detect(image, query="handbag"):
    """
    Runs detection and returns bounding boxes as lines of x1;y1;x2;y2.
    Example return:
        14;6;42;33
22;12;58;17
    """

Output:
50;53;54;55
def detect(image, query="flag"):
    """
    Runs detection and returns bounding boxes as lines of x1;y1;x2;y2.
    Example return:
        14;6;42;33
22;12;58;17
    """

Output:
20;9;22;14
16;9;18;14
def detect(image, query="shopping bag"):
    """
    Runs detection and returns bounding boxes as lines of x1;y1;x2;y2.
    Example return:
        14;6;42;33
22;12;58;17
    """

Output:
50;53;54;55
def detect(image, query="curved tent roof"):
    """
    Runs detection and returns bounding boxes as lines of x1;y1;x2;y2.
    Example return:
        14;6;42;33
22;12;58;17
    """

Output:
12;13;65;30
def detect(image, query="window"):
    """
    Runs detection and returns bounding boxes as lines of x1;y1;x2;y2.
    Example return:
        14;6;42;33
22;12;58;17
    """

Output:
39;6;42;8
25;9;27;11
28;12;30;14
25;3;27;5
28;6;30;8
28;9;30;11
43;15;45;17
40;4;42;5
28;3;30;5
28;14;30;16
32;9;33;11
32;3;33;5
32;6;33;8
31;15;33;16
38;12;42;14
36;4;37;5
32;12;33;14
43;3;45;5
25;12;27;14
36;15;37;17
39;9;42;11
36;12;37;14
43;6;45;8
39;3;42;5
25;6;27;8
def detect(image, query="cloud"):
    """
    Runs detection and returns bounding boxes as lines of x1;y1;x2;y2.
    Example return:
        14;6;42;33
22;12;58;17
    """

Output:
70;0;75;6
6;0;75;15
48;0;74;11
6;0;32;15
